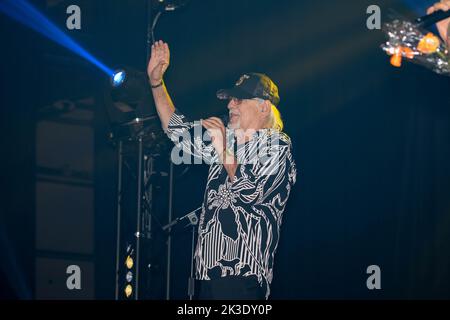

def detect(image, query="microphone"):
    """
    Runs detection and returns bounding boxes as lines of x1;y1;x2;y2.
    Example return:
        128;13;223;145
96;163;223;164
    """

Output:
190;114;229;142
162;206;202;231
415;9;450;28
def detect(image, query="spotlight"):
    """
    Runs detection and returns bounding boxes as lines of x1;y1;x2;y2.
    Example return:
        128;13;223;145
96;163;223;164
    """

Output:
104;66;161;141
109;67;149;105
125;284;133;298
125;255;134;269
126;271;133;283
111;69;126;87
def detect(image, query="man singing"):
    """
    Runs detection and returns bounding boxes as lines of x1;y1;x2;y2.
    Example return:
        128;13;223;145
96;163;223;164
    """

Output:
148;40;297;300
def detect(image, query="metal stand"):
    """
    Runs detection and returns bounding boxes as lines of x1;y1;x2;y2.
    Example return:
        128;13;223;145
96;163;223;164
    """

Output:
134;136;144;300
188;222;196;300
165;161;173;300
110;0;162;293
113;128;158;300
113;0;190;300
113;136;142;299
162;206;201;300
114;140;123;300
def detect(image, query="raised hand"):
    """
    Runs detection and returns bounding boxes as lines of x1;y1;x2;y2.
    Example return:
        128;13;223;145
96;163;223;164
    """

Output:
147;40;170;85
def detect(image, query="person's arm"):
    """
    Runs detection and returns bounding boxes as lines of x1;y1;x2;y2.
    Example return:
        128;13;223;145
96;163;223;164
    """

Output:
427;1;450;48
147;41;219;163
147;40;174;130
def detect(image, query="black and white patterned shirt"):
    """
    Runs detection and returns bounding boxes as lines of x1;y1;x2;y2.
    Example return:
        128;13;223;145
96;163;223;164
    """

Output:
165;110;297;298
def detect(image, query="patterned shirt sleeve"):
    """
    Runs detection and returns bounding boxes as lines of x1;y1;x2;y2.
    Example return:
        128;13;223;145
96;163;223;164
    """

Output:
165;109;218;164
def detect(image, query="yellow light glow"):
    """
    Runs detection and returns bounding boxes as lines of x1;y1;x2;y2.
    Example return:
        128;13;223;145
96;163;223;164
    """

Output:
125;284;133;298
125;255;133;269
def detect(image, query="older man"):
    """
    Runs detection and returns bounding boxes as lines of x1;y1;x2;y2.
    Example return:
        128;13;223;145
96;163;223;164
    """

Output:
148;40;296;300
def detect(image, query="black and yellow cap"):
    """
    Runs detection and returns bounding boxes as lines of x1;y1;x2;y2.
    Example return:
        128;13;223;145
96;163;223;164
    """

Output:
216;73;280;106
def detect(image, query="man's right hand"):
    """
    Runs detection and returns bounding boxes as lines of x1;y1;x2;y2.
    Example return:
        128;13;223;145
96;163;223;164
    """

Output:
147;40;170;86
427;1;450;46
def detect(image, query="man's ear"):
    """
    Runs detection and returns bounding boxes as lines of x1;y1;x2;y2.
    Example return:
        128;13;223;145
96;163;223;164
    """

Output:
261;100;271;114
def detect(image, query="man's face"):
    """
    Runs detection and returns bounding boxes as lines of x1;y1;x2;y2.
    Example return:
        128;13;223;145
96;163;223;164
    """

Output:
227;97;263;131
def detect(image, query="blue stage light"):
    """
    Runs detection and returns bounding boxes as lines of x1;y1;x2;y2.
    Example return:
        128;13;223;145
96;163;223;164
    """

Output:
111;70;126;87
0;0;114;76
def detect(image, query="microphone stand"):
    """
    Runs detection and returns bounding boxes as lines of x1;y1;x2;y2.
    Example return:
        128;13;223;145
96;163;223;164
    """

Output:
162;206;201;300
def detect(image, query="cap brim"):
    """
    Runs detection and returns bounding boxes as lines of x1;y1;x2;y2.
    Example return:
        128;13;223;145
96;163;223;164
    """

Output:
216;87;255;100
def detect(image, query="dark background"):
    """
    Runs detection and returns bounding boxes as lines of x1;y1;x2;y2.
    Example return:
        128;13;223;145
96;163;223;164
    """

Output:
1;0;450;299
